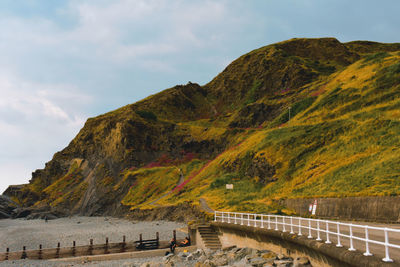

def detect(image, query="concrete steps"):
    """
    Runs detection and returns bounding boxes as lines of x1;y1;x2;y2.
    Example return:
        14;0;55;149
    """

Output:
198;225;222;250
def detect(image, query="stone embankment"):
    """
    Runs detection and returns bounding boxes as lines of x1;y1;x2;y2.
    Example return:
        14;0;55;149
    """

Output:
137;246;311;267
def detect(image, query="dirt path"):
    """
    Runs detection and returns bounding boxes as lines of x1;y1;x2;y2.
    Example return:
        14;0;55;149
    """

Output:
199;198;214;213
149;169;184;206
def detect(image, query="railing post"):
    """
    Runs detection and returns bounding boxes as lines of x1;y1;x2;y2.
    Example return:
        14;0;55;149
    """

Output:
214;211;217;222
234;213;237;224
267;215;271;229
316;220;321;241
254;214;257;227
275;216;278;231
298;218;302;236
247;213;250;226
222;212;224;223
382;228;393;262
325;221;331;244
336;223;342;247
290;217;294;234
282;216;286;232
348;224;356;251
261;215;264;228
228;212;231;223
308;219;312;238
241;213;243;225
363;226;372;256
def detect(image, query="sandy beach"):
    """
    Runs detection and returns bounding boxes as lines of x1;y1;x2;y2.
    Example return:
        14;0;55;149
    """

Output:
0;217;187;266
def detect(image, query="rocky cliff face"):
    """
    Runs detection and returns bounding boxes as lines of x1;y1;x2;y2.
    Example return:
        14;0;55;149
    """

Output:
0;195;19;219
4;38;400;218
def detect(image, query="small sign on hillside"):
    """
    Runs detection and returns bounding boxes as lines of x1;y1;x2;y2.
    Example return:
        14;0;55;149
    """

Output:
226;184;233;190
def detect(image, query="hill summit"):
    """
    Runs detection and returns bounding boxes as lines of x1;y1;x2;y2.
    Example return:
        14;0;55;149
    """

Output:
4;38;400;218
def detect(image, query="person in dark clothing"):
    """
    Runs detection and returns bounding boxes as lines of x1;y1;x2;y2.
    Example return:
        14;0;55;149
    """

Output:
180;237;190;247
169;238;176;253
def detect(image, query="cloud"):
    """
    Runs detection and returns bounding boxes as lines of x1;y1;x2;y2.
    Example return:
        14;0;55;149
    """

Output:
0;71;90;192
0;0;399;193
0;72;88;126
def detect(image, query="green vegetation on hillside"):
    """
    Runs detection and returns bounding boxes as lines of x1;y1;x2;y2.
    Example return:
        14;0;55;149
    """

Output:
7;38;400;216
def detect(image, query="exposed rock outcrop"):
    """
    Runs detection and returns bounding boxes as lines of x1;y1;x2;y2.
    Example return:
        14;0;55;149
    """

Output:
0;195;19;219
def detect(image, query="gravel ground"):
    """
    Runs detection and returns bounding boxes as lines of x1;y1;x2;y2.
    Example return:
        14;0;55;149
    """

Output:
0;257;163;267
0;256;166;267
0;217;187;266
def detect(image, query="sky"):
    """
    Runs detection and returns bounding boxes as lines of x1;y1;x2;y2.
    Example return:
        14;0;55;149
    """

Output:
0;0;399;193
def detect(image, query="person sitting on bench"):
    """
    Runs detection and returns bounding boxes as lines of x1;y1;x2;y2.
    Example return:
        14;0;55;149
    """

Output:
180;237;190;247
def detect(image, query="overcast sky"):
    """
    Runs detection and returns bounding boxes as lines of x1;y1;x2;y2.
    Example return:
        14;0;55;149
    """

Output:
0;0;399;193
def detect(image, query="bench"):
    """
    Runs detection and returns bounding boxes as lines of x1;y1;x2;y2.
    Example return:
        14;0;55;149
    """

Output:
135;238;159;250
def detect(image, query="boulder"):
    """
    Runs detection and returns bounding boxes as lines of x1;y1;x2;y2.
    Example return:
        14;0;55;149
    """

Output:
186;253;194;261
274;259;294;267
293;257;311;267
260;251;277;260
199;259;216;267
122;262;137;267
249;257;268;267
211;255;228;266
139;262;163;267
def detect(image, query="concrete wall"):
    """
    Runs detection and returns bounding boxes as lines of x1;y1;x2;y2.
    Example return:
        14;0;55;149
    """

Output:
211;222;395;267
283;196;400;223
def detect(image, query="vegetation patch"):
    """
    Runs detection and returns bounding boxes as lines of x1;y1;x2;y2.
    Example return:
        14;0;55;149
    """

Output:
135;110;158;121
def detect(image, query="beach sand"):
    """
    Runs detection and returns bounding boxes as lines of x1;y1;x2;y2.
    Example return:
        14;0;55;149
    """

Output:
0;217;187;266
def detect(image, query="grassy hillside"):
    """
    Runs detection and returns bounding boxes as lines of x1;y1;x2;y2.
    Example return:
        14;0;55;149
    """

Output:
6;38;400;217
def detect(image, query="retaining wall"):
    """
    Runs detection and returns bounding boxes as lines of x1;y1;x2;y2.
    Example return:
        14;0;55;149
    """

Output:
283;196;400;223
210;222;396;267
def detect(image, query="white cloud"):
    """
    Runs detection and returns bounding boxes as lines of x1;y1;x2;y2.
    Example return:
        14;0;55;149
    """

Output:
0;72;88;126
0;71;90;192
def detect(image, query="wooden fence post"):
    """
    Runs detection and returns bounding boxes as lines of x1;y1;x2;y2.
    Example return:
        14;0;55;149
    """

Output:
72;241;76;257
21;246;27;259
56;242;60;258
156;232;159;248
38;244;42;260
105;237;109;254
173;230;176;242
5;248;9;261
89;239;93;255
121;235;126;253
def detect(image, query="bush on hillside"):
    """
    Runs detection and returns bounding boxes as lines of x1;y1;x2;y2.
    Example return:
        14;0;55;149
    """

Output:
136;110;157;121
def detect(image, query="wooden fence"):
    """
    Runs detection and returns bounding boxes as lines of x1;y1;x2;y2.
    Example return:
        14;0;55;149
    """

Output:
0;230;182;261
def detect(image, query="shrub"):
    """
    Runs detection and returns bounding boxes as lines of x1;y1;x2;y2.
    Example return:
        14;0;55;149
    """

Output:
271;96;316;126
136;110;157;121
209;173;236;189
363;52;390;64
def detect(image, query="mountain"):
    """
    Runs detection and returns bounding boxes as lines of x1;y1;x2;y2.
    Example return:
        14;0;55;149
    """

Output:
4;38;400;218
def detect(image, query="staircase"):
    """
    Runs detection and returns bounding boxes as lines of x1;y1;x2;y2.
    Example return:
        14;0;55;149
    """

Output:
198;224;222;250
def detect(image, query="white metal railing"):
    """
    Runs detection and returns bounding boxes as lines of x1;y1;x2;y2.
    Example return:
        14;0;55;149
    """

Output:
214;211;400;263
